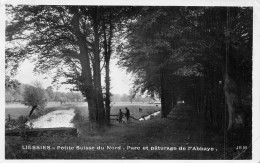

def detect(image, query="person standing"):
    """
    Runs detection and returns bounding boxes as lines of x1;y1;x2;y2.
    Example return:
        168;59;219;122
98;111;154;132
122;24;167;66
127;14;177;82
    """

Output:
125;107;130;123
118;109;123;123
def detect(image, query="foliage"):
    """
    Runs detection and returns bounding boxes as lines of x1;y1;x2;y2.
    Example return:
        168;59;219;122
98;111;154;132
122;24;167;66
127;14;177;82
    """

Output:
5;79;84;104
5;77;23;103
6;4;141;123
5;115;32;130
117;7;252;131
22;84;47;116
45;86;54;100
6;5;252;127
118;7;196;116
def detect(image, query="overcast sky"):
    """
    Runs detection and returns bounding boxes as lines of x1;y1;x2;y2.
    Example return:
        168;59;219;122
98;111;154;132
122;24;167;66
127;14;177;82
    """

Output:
14;57;133;94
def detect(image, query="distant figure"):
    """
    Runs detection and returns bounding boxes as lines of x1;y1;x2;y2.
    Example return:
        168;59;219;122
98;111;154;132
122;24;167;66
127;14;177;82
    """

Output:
125;107;130;122
139;107;142;112
118;109;123;123
156;105;158;107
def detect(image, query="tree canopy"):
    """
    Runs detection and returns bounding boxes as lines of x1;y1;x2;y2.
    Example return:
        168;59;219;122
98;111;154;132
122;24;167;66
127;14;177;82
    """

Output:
6;5;139;123
6;5;252;130
117;7;252;130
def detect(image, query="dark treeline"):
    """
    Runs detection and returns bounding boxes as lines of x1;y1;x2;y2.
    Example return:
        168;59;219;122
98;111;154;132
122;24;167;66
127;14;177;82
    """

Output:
6;5;141;123
6;5;252;136
118;6;252;135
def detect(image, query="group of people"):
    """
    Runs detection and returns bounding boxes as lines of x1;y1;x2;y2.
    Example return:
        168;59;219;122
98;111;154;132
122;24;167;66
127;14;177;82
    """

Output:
118;107;130;123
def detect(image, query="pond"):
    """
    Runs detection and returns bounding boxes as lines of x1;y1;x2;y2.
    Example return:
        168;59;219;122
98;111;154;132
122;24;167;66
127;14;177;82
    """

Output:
139;111;161;121
27;108;75;128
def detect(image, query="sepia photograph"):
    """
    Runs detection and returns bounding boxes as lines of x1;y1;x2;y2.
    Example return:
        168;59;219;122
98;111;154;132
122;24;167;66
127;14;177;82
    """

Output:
2;0;259;161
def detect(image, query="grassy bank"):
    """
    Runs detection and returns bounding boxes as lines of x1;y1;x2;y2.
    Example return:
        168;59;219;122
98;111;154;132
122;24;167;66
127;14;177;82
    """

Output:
5;117;224;159
5;102;165;159
5;102;77;120
6;103;250;159
5;107;214;159
5;102;81;130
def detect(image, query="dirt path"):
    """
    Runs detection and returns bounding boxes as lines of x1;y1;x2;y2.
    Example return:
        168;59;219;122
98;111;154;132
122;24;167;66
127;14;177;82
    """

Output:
119;105;225;159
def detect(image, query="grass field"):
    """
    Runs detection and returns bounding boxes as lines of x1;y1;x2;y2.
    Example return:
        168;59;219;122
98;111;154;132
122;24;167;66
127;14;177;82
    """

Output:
6;104;167;159
110;102;160;120
5;102;161;131
5;102;86;120
5;102;165;159
5;102;160;121
5;103;248;159
5;104;235;159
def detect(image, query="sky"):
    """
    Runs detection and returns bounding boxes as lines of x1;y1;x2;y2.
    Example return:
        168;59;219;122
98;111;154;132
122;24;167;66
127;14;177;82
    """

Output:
14;57;133;95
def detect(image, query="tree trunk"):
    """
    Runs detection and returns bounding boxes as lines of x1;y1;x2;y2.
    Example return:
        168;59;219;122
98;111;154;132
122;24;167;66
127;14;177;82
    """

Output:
80;53;96;122
87;96;97;121
102;16;113;124
222;7;240;130
71;11;99;123
223;73;238;130
160;69;171;117
105;61;111;123
29;105;37;117
222;21;240;130
103;20;110;124
92;7;105;123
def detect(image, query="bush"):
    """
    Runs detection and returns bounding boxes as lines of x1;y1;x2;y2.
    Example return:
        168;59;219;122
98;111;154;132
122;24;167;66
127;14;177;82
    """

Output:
5;115;32;130
22;83;47;117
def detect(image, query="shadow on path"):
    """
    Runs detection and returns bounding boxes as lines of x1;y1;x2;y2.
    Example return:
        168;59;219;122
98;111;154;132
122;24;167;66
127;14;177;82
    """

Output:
120;104;226;159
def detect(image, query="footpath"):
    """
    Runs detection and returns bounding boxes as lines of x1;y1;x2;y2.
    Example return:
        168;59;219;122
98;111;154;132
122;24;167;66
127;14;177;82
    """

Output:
165;104;224;159
119;104;225;159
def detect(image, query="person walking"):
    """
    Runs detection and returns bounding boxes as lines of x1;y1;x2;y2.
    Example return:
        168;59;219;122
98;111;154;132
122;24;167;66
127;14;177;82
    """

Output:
125;107;130;123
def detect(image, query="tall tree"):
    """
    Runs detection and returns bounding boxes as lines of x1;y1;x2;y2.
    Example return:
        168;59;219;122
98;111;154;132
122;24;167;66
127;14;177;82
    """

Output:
118;7;193;117
101;10;113;123
22;82;47;117
6;5;140;124
101;6;139;123
118;6;252;131
181;7;252;130
6;5;107;122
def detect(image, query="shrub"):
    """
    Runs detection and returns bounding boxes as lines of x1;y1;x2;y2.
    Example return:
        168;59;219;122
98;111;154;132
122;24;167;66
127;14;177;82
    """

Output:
5;115;31;130
22;83;47;117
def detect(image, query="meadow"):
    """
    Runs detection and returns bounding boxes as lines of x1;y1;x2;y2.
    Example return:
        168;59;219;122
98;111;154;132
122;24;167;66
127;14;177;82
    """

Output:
5;101;167;159
5;102;247;159
110;102;160;120
5;103;232;159
6;102;59;120
5;102;71;120
5;102;160;121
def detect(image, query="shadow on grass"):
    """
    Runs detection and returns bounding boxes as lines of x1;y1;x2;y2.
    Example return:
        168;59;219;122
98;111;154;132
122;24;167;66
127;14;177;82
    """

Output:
5;104;251;159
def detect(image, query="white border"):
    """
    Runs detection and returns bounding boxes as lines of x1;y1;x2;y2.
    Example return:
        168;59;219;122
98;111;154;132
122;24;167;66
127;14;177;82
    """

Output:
0;0;256;6
1;0;259;163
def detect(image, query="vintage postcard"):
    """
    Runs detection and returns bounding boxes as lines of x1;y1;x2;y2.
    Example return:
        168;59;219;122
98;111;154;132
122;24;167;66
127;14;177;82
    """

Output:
1;0;260;162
